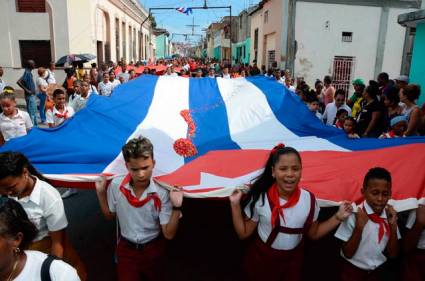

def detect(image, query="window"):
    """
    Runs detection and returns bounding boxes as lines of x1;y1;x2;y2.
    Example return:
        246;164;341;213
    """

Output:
332;56;356;94
342;32;353;42
267;50;275;69
264;11;269;23
19;40;51;67
16;0;45;12
122;23;126;61
254;28;259;50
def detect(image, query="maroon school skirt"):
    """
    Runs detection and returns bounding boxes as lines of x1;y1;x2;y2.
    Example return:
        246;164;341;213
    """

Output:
243;236;304;281
339;258;381;281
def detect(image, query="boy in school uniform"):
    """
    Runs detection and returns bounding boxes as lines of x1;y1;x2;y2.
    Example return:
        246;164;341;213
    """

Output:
335;167;400;281
402;204;425;281
46;88;75;128
96;136;183;281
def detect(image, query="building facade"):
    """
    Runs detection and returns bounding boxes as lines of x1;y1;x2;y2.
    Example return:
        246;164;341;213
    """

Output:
249;0;421;94
399;2;425;106
0;0;153;87
232;7;256;65
154;29;170;59
294;0;420;93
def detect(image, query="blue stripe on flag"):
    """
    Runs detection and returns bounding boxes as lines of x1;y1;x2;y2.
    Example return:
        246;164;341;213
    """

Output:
247;76;425;151
187;78;240;162
1;75;159;174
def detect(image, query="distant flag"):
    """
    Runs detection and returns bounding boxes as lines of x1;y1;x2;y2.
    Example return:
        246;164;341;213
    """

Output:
176;7;193;15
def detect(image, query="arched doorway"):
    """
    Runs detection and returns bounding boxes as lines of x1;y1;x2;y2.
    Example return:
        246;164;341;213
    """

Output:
95;8;111;64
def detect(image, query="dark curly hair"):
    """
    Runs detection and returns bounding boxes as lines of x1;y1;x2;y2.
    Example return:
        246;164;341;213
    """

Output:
0;197;38;250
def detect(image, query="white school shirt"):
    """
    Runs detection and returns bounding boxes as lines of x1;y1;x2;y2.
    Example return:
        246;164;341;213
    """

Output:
406;209;425;249
0;109;33;141
98;81;113;96
107;176;172;244
15;251;80;281
0;78;6;92
335;201;401;270
222;73;231;79
244;188;319;250
12;177;68;242
70;94;88;113
46;105;75;127
110;79;121;90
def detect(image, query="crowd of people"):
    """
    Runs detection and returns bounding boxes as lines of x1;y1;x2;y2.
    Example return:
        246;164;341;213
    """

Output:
0;138;424;281
0;57;424;280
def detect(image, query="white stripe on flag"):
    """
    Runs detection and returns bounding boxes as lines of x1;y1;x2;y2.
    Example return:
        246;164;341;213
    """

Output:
103;76;189;176
216;78;348;152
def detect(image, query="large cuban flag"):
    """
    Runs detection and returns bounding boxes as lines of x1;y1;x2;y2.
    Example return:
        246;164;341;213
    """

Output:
2;76;424;210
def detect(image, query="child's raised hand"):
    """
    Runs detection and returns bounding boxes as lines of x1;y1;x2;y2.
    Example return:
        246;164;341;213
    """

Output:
170;187;184;208
386;205;398;227
335;201;353;221
355;208;369;229
229;189;243;205
416;204;425;227
95;175;108;193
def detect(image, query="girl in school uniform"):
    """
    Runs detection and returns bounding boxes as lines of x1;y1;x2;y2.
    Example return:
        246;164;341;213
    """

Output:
0;152;87;281
334;167;399;281
0;92;33;145
229;145;353;281
0;197;80;281
402;204;425;281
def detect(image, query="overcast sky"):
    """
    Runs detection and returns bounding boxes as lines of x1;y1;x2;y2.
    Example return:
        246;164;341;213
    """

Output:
139;0;260;44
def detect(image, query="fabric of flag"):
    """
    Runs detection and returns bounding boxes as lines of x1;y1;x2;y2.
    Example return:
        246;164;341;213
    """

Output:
176;7;193;15
2;75;424;210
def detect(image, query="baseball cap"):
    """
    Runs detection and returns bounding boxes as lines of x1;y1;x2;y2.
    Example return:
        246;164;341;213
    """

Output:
394;75;409;83
352;78;365;86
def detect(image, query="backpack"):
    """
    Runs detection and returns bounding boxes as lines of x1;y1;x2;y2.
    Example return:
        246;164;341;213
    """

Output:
41;255;57;281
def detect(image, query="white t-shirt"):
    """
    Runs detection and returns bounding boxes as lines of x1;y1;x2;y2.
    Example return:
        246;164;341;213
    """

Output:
46;69;56;84
222;74;231;79
46;105;75;127
12;177;68;242
107;176;172;244
335;201;401;270
322;102;352;126
0;109;33;141
36;77;48;93
14;251;80;281
406;209;425;250
244;188;319;250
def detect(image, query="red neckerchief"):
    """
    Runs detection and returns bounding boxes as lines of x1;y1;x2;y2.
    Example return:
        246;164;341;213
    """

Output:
388;130;396;138
119;174;161;211
268;183;301;228
54;108;68;119
363;206;390;243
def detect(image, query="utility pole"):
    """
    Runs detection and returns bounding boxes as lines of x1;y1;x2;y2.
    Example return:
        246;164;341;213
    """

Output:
147;3;232;63
186;17;200;36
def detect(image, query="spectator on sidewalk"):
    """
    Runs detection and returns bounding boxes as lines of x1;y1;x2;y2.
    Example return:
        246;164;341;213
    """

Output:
400;84;421;136
322;89;352;126
17;60;37;126
323;75;335;106
46;62;56;84
36;67;48;125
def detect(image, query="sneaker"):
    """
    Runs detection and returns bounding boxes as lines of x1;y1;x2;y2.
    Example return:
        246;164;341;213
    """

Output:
61;188;78;199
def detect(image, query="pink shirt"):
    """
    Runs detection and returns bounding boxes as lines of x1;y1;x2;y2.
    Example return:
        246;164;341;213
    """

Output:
323;85;335;106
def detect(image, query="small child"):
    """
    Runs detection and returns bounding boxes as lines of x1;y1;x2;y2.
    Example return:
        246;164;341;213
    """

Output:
46;88;75;128
0;92;33;145
70;81;90;113
335;167;399;281
333;108;349;129
402;204;425;281
308;97;322;119
343;117;360;139
379;115;407;139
